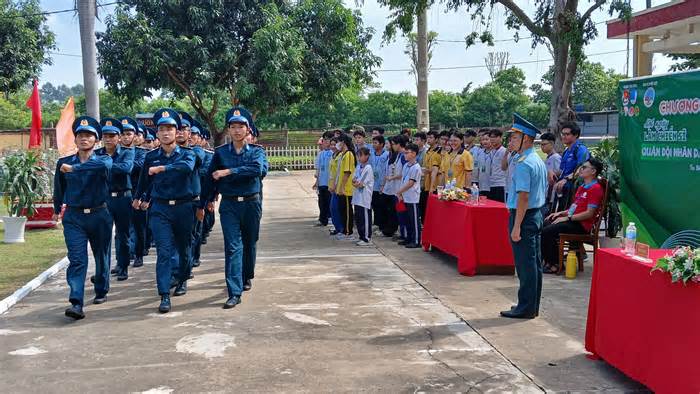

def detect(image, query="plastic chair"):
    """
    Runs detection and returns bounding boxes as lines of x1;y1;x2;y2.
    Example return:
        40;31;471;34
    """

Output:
660;230;700;249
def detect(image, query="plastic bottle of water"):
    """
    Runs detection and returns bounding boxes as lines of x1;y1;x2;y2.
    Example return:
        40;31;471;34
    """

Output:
471;183;479;205
624;222;637;256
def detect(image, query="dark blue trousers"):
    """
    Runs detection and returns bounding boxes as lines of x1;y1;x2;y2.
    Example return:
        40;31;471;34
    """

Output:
509;208;544;315
130;207;148;258
63;207;112;306
405;202;421;245
330;193;344;233
220;197;262;297
150;201;194;295
106;195;132;273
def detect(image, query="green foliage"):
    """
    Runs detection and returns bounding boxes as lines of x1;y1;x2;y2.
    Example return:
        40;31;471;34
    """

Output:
40;83;84;103
538;61;625;111
652;247;700;285
0;150;48;217
0;0;56;94
590;138;622;238
96;0;380;141
0;93;30;129
667;54;700;72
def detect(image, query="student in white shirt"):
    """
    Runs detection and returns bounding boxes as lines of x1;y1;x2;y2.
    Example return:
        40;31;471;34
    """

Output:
352;147;374;246
397;143;423;248
487;128;508;202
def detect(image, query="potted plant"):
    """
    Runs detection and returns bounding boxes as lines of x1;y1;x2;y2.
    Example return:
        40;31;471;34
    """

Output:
590;138;622;239
24;149;60;229
0;150;48;243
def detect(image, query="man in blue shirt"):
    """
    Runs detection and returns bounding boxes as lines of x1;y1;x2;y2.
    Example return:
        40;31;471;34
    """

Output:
553;121;589;211
53;116;113;320
501;113;548;320
370;135;389;231
189;120;210;269
96;117;135;282
133;108;197;313
313;131;333;226
200;108;265;309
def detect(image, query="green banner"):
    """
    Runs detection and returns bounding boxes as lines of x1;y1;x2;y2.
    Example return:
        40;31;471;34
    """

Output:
619;70;700;247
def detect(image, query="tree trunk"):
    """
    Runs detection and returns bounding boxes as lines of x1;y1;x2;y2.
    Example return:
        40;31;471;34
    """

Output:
416;8;429;130
78;0;100;120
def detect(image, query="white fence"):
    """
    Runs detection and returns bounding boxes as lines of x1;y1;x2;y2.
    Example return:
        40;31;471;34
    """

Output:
265;145;318;171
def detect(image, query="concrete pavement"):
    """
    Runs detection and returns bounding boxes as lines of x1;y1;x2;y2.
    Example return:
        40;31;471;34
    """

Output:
1;171;548;393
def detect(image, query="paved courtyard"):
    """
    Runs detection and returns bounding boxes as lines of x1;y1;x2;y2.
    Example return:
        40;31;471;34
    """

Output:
0;171;642;393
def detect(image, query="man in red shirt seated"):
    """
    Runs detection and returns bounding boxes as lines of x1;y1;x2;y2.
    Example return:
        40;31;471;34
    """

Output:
541;158;604;273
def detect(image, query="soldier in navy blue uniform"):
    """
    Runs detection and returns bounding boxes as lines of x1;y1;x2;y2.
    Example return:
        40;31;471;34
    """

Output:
120;117;149;268
133;108;197;313
200;108;265;308
236;106;268;292
53;116;113;320
199;127;216;244
188;120;211;268
95;118;135;281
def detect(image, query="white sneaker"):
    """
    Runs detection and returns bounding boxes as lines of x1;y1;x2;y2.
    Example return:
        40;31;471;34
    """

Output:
356;240;372;247
343;235;356;241
334;234;347;240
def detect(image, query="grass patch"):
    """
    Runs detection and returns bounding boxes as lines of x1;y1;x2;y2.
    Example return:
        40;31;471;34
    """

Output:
0;206;66;299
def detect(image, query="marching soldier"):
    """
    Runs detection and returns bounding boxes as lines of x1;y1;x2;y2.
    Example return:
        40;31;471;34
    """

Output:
189;120;212;268
500;113;548;319
96;117;135;281
133;108;197;313
53;116;113;320
200;108;265;308
199;127;216;245
122;117;149;268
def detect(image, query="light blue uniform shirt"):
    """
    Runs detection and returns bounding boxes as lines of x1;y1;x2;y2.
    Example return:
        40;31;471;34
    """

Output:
315;149;333;187
370;149;389;192
506;147;547;210
351;163;374;209
401;162;422;204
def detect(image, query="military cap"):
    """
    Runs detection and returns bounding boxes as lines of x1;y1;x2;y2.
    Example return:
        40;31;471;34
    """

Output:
144;128;156;141
100;117;123;135
190;119;202;135
511;113;540;138
118;116;139;133
179;111;194;129
72;116;102;139
153;108;182;129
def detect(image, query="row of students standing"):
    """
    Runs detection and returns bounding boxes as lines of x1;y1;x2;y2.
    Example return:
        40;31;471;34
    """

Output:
54;106;266;320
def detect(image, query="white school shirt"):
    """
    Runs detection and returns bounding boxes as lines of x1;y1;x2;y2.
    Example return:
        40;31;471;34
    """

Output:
489;146;507;187
382;154;404;196
401;161;422;204
352;163;374;209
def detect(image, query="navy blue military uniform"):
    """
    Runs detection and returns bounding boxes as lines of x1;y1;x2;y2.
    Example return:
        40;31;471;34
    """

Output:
96;118;135;280
126;118;150;267
501;113;548;319
135;108;197;313
201;108;265;307
189;120;210;268
54;116;113;319
200;127;216;243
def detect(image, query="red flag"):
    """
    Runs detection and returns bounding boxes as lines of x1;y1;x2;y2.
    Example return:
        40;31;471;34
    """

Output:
26;79;42;148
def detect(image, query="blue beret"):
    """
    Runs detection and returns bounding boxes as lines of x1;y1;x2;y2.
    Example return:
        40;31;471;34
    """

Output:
100;117;123;135
153;108;181;129
511;113;540;138
72;116;102;139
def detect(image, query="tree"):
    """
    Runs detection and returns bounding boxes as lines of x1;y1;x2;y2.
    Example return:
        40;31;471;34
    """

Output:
78;0;100;119
377;0;631;132
40;83;84;103
0;0;55;95
96;0;380;143
538;60;625;112
403;31;439;87
485;52;510;80
667;54;700;72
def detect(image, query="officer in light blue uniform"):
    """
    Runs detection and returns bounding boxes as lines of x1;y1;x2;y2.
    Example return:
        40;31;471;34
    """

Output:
134;108;197;313
200;107;265;308
96;117;135;281
126;118;150;268
501;113;548;319
53;116;113;320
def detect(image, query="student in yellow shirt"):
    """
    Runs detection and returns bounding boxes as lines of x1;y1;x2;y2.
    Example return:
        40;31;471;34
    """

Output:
335;133;357;240
328;136;344;236
432;131;450;189
445;131;474;188
423;131;439;193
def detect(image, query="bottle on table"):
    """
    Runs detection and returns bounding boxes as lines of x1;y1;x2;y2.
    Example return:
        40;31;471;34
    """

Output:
624;222;637;256
470;183;479;205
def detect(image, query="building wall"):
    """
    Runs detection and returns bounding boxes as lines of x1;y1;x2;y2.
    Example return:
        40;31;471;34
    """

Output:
0;129;57;151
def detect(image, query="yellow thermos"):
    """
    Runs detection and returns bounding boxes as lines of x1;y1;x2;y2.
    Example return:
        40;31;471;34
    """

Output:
565;251;578;279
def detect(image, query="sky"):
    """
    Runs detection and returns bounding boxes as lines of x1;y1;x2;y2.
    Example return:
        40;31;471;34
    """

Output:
39;0;676;95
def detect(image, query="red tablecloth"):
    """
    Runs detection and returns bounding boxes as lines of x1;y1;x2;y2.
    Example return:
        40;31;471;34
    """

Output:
585;248;700;393
421;193;514;276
